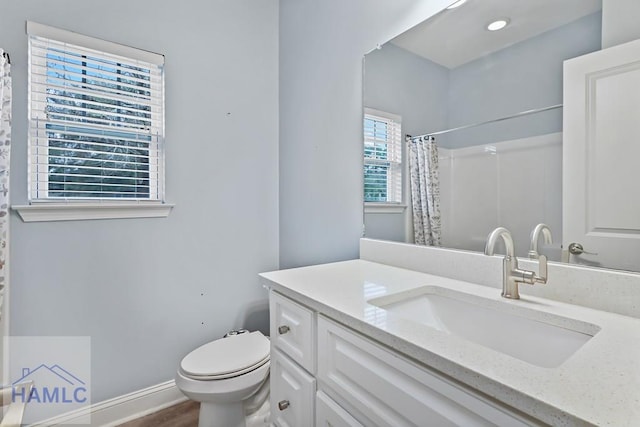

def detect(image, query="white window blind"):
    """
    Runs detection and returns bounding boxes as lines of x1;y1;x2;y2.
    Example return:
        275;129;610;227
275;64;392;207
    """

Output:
28;22;165;202
364;108;402;203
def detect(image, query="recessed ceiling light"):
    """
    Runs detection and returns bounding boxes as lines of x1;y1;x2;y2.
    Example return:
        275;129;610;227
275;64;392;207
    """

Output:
446;0;467;10
487;19;510;31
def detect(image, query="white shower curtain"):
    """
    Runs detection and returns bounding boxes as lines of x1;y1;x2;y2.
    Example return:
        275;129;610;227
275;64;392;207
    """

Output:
408;135;441;246
0;50;11;318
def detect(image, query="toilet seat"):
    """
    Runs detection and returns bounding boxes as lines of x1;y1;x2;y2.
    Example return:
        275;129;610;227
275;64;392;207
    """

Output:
175;360;270;404
180;331;270;380
182;355;270;380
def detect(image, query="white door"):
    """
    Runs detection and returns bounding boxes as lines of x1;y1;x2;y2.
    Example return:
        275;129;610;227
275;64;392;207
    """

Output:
563;38;640;271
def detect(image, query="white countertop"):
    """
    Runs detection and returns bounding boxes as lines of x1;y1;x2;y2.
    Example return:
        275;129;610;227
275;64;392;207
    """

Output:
260;259;640;427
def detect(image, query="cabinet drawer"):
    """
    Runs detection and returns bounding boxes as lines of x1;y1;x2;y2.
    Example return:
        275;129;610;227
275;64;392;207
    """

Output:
316;391;363;427
270;291;316;372
318;316;535;427
271;349;315;427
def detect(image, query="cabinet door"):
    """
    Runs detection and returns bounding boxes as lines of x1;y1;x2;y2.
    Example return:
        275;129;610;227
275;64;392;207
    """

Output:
563;37;640;271
270;291;316;373
271;349;315;427
316;391;363;427
318;316;536;427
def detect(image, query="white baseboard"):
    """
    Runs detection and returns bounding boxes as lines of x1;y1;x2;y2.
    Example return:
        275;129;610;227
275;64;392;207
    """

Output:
30;380;188;427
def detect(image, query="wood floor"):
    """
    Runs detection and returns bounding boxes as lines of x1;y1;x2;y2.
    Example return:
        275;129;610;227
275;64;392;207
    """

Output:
116;400;199;427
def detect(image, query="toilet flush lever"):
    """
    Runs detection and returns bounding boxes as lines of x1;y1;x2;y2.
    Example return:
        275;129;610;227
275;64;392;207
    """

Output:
278;325;290;335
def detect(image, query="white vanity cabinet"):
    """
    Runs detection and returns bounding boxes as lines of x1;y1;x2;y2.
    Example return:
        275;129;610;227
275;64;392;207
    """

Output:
270;291;537;427
269;291;316;426
316;390;363;427
270;348;315;427
317;316;536;427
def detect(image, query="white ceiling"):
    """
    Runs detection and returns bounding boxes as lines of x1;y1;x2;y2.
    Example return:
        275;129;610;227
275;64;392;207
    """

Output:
390;0;602;69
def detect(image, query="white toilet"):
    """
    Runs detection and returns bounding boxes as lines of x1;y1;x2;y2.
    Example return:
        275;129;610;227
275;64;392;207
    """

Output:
175;330;271;427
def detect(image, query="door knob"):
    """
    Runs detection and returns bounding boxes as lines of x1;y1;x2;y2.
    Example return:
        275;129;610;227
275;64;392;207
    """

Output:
567;243;598;256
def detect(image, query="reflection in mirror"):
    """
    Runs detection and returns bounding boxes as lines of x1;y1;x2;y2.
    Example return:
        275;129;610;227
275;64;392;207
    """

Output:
361;0;640;270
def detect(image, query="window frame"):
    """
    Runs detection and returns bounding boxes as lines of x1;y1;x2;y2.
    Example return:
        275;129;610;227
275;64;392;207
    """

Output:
363;108;405;213
13;22;173;222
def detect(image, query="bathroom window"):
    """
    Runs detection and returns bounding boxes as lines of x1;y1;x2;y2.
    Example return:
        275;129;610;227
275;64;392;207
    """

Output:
363;108;402;204
21;22;170;221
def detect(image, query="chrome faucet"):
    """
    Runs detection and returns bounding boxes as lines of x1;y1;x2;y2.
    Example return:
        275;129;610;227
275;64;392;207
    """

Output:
484;227;547;299
528;223;553;259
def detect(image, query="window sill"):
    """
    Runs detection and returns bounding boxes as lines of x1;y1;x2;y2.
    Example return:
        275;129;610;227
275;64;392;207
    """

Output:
12;202;175;222
364;203;407;214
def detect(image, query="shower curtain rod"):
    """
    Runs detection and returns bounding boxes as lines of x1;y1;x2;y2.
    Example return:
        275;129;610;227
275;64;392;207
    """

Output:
1;52;9;64
409;104;563;140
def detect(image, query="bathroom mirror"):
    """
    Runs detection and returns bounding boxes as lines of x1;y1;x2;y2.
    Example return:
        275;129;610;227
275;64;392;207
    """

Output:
362;0;640;272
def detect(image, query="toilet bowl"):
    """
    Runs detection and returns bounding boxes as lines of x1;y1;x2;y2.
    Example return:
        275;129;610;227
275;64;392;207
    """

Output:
175;331;271;427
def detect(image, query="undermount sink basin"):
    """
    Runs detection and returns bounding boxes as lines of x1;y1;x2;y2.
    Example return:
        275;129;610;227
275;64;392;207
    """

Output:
368;286;599;368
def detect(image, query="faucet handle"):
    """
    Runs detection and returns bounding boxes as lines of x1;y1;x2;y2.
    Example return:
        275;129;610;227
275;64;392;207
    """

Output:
533;255;548;284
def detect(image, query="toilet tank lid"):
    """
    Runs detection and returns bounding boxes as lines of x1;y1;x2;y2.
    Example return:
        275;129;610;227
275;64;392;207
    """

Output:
180;331;270;377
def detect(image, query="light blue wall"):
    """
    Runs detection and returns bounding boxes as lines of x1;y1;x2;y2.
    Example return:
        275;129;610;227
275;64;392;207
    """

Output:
446;12;602;148
363;43;448;242
362;213;406;242
603;0;640;48
279;0;451;268
1;0;278;403
361;13;602;150
364;43;449;137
